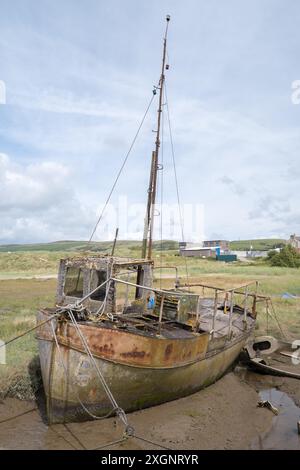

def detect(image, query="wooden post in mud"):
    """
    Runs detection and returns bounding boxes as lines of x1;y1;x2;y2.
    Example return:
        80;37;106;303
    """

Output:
212;289;218;339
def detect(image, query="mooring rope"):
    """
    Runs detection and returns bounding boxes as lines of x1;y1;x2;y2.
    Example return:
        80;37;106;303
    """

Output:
92;437;128;450
133;434;173;450
268;298;287;339
51;316;172;451
67;310;133;434
0;314;56;349
92;433;173;451
50;320;119;421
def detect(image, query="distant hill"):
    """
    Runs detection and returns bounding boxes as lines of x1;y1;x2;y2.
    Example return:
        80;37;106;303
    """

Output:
0;240;179;253
0;238;287;253
229;239;286;251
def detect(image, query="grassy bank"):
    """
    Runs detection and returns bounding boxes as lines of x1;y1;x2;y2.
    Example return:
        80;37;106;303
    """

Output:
0;278;56;399
0;249;299;400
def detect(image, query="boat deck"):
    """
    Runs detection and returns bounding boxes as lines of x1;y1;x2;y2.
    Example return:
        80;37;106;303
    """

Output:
43;295;254;341
91;297;254;340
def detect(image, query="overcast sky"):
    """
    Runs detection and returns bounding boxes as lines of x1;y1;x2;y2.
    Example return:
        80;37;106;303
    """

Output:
0;0;299;244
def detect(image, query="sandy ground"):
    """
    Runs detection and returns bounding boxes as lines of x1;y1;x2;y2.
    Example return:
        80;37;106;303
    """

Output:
0;372;274;450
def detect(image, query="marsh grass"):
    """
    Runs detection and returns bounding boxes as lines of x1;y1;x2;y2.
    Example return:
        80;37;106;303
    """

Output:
0;278;56;399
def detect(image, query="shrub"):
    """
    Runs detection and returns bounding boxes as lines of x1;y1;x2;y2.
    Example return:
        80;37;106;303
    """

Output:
268;245;300;268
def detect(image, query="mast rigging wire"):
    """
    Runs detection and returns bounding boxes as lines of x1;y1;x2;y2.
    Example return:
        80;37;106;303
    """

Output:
164;80;190;287
88;92;157;244
159;85;165;289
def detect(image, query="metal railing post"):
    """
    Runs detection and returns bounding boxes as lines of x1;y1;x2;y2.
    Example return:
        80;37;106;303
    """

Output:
243;286;249;330
228;290;234;339
212;289;218;339
158;294;165;335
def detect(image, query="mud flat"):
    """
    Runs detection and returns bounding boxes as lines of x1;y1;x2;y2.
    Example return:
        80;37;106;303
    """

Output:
241;370;300;406
235;368;300;449
0;372;273;450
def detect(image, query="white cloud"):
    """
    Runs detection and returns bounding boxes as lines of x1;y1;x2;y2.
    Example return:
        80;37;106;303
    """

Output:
0;153;95;243
0;0;299;243
0;153;70;210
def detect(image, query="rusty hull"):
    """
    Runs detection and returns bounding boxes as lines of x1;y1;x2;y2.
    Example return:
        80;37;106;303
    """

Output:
37;310;209;369
36;309;251;424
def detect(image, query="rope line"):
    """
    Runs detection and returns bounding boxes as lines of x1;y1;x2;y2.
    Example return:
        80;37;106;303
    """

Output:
88;92;156;244
164;81;190;288
133;434;173;450
0;407;37;425
93;437;128;450
92;434;173;450
67;310;131;432
50;320;118;422
269;299;286;339
0;315;56;349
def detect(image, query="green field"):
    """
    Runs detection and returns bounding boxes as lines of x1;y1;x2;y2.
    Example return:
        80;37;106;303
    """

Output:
229;238;286;251
0;243;299;400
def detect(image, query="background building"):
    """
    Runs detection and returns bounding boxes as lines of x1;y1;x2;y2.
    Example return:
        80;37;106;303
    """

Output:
203;240;229;251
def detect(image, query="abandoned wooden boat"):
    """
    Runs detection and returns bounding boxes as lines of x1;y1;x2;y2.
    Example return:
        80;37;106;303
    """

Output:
245;335;300;380
36;16;260;425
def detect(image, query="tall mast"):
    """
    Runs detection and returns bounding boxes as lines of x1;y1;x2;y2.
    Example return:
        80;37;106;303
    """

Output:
142;15;170;260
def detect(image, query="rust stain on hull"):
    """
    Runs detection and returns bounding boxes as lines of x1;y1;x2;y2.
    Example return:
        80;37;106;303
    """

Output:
37;309;209;368
36;310;252;424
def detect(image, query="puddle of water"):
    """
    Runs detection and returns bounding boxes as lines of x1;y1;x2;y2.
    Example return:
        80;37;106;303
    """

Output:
251;388;300;450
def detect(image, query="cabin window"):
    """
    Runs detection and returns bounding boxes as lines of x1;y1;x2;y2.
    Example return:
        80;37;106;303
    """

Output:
64;267;84;298
90;270;107;301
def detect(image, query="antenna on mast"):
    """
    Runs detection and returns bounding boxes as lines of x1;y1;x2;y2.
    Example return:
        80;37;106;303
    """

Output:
142;15;171;260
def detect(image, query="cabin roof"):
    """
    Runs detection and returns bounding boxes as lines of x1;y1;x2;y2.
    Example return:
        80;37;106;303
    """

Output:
62;255;153;270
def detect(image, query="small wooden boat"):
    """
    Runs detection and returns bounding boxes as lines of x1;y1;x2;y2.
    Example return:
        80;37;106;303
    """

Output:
245;335;300;379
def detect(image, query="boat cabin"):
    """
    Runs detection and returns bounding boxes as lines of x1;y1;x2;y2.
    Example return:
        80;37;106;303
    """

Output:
56;255;153;314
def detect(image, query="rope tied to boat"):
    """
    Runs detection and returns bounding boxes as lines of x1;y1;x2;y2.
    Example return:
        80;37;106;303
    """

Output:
65;308;132;432
0;314;57;349
50;319;122;422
